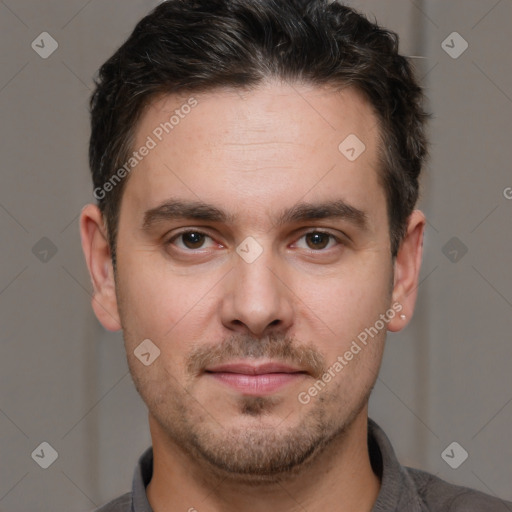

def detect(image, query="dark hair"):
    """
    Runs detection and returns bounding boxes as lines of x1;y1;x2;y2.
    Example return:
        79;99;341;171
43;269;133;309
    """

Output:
89;0;428;266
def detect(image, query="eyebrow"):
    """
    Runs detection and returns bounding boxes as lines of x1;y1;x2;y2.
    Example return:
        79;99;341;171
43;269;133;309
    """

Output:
142;198;368;232
275;200;368;229
142;200;235;231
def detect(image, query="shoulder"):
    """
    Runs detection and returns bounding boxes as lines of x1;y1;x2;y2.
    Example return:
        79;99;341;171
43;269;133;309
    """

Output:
92;492;132;512
407;467;512;511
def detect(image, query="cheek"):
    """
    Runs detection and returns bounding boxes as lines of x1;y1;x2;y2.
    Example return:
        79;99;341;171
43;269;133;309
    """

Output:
294;263;392;342
116;259;223;373
118;273;180;337
116;249;201;327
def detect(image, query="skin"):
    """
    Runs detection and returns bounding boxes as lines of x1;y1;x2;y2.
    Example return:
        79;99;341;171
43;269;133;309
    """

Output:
80;81;425;512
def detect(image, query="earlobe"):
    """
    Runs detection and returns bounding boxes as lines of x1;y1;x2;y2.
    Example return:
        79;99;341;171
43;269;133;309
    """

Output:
387;210;425;333
79;204;122;332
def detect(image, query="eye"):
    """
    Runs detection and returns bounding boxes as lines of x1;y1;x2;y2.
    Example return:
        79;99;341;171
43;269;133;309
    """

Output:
295;231;340;251
168;230;216;250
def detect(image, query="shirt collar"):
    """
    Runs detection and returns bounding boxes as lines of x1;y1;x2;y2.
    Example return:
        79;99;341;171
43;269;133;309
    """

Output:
367;418;426;511
131;446;153;512
130;419;424;512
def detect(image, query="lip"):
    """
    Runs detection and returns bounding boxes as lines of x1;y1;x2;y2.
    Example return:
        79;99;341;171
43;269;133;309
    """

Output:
204;361;307;395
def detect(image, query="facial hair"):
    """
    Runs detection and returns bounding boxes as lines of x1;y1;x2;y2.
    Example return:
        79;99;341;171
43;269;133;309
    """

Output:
128;331;377;484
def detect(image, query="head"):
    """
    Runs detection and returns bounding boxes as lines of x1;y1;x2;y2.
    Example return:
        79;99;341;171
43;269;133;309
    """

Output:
81;0;427;482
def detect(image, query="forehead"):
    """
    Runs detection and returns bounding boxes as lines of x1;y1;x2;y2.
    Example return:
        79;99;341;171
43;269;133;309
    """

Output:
123;81;383;224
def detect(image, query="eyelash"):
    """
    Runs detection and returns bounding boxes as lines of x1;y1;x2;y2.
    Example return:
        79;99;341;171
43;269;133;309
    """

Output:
166;229;343;252
167;230;219;251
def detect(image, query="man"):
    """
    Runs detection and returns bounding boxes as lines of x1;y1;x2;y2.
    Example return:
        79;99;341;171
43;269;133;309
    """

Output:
80;1;511;510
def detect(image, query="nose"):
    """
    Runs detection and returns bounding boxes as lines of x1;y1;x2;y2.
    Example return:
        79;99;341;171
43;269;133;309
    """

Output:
220;248;294;338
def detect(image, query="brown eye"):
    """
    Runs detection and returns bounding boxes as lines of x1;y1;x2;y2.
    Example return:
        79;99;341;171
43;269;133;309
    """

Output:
181;232;206;249
166;229;220;256
305;232;332;250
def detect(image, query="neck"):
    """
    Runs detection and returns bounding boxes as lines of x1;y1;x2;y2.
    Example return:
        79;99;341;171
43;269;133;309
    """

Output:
146;410;380;512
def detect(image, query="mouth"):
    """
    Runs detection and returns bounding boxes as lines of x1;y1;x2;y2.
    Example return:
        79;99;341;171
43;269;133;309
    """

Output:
204;361;308;395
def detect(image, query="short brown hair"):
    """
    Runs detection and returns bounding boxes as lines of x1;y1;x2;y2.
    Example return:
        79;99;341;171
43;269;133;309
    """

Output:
89;0;429;266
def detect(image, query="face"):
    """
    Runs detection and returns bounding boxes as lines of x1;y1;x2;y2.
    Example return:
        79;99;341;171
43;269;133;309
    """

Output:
82;81;422;481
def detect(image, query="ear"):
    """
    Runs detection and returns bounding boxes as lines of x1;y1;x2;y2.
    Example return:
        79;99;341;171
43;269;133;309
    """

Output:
387;209;425;332
79;204;122;331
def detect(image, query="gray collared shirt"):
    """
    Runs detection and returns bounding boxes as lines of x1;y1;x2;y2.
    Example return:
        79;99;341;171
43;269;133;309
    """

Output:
94;419;512;511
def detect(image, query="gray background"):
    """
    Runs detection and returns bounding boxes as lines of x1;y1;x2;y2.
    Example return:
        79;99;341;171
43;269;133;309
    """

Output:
1;0;511;510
